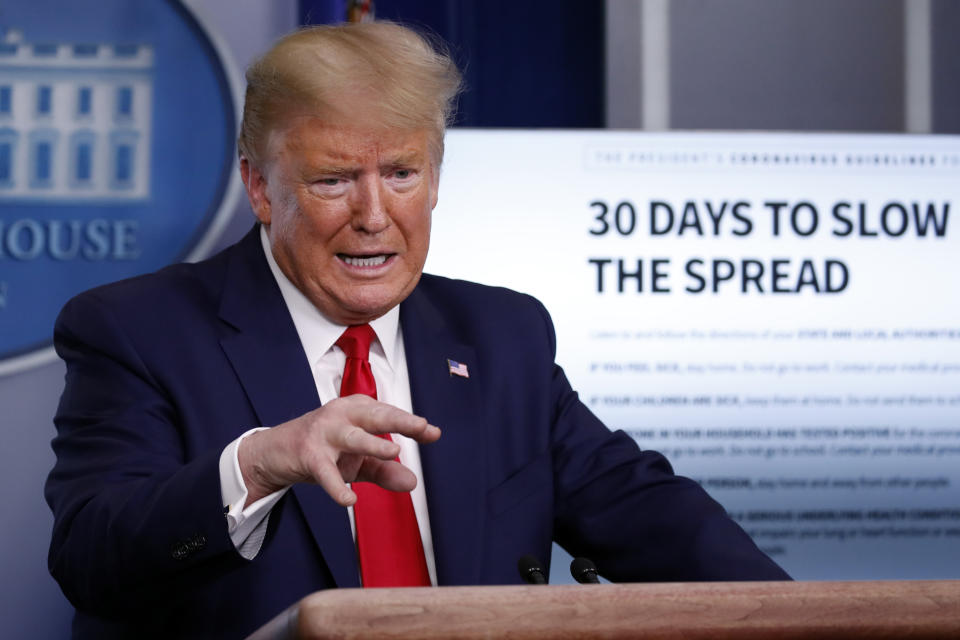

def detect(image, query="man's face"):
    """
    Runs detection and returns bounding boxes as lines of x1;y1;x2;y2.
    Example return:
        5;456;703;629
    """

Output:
242;118;438;325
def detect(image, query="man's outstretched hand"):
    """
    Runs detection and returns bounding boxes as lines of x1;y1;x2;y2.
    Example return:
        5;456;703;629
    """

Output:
237;395;441;506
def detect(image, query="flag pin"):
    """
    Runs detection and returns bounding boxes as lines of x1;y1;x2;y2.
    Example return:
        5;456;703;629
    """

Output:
447;359;469;378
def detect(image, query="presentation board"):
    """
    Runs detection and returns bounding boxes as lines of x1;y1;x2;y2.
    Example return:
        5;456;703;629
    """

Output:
427;130;960;580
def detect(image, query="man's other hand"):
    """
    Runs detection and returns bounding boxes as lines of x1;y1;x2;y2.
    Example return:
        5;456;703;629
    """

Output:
237;395;441;506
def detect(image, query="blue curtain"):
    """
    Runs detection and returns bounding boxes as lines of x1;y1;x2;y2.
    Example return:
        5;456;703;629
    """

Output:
299;0;605;127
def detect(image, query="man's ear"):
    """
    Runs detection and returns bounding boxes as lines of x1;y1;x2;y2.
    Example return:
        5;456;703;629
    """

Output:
240;156;271;225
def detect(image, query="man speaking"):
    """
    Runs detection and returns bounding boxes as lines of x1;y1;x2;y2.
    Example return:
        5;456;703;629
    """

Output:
46;22;788;639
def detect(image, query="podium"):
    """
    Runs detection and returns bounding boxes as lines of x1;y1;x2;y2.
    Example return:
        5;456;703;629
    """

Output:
247;580;960;639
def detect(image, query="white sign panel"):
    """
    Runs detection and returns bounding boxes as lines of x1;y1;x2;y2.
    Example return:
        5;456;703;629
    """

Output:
428;130;960;580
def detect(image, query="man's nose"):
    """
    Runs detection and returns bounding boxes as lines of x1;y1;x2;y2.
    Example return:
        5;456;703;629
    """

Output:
350;176;390;233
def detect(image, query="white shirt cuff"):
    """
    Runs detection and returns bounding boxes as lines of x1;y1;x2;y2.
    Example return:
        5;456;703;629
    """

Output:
219;427;290;560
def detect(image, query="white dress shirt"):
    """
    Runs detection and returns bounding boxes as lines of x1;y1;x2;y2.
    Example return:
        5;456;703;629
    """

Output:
217;227;437;585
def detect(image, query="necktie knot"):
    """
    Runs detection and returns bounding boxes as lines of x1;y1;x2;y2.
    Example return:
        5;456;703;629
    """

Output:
336;324;378;400
336;324;377;360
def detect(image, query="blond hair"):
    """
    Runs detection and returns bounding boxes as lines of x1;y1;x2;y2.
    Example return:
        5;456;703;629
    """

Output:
238;22;462;167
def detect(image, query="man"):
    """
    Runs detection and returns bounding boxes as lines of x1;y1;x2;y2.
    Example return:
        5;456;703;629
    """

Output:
46;22;788;640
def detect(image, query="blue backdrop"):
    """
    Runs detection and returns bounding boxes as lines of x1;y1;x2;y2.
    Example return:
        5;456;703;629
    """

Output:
300;0;605;128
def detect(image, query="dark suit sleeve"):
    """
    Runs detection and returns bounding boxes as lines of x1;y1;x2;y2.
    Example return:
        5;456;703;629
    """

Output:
44;291;242;615
523;298;790;581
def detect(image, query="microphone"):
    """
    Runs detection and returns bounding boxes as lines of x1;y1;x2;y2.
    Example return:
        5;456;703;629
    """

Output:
517;554;548;584
570;557;601;584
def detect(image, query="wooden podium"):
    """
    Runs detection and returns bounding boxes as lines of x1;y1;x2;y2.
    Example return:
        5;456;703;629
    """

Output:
247;580;960;639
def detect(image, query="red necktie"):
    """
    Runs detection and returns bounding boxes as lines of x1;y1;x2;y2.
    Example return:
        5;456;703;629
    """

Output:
336;324;431;587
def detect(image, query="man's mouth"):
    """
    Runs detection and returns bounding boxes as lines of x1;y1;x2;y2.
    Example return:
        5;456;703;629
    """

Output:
338;253;392;267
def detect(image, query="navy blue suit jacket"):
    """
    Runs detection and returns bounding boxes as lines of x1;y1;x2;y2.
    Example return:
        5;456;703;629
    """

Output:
46;226;787;639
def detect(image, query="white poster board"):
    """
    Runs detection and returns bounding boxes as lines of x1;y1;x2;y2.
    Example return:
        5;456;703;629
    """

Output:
428;130;960;580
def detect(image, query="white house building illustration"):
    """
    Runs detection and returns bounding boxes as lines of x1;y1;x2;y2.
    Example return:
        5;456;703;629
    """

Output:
0;27;153;201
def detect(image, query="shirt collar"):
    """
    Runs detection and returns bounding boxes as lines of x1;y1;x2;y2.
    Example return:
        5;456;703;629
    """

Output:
259;226;401;370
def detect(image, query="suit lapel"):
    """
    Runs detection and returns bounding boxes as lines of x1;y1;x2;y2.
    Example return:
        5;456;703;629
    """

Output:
401;285;486;586
217;228;360;588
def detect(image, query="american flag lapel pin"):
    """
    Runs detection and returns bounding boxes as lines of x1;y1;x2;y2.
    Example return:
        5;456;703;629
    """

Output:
447;358;469;378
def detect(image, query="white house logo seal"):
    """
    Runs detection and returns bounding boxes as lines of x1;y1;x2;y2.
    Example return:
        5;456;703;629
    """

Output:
0;0;239;375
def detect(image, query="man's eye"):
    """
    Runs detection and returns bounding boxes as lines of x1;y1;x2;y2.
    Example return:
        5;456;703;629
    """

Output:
394;169;411;179
319;178;341;186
